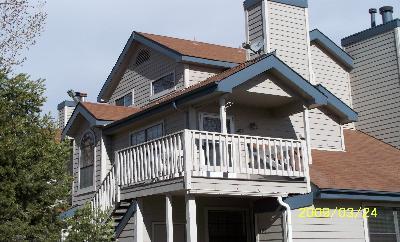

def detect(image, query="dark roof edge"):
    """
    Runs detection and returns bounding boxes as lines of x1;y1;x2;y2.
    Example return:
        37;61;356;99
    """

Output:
243;0;308;9
341;19;400;47
316;84;358;124
310;29;354;71
317;188;400;202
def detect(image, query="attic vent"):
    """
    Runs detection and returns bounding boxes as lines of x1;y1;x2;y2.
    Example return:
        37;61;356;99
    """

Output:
135;49;150;66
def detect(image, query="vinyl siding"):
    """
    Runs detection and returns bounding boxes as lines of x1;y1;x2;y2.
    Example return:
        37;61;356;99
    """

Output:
248;2;264;45
268;1;310;80
109;44;185;108
310;43;355;130
187;65;222;87
345;30;400;148
118;215;135;242
292;200;366;241
256;211;285;242
309;109;342;150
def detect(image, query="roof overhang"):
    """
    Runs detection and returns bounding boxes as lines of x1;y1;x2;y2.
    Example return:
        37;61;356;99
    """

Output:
243;0;308;9
316;188;400;202
97;32;238;102
310;29;354;71
342;19;400;47
316;85;358;124
217;54;328;108
61;103;112;139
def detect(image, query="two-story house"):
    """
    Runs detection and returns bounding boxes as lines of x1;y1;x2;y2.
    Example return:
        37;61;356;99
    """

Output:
58;1;400;241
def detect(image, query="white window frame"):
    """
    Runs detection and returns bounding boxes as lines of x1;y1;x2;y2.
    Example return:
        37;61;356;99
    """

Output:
114;90;134;107
150;72;176;100
362;202;400;242
77;130;96;195
129;121;164;146
198;112;235;134
204;207;251;242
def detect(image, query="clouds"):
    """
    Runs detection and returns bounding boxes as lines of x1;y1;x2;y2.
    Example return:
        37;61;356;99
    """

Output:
15;0;400;117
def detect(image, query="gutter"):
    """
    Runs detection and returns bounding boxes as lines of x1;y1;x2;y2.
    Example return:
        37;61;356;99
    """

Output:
278;197;293;242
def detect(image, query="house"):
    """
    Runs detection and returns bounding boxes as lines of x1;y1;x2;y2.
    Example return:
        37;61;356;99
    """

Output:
58;0;400;241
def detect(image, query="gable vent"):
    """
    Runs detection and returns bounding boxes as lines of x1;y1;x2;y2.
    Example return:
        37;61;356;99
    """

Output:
135;49;150;66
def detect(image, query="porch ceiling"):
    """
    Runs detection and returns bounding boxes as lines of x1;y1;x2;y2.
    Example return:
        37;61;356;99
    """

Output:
229;90;295;109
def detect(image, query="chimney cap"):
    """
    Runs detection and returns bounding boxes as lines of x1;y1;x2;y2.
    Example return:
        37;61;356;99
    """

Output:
75;92;88;97
379;6;393;14
369;8;377;14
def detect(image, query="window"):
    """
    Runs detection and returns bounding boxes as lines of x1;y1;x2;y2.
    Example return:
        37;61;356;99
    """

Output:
199;113;233;133
79;132;95;189
135;49;150;66
115;92;133;107
151;73;175;96
130;123;163;146
368;207;400;242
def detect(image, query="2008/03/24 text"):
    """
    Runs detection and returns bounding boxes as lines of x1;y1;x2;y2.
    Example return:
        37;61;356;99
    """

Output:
298;207;378;219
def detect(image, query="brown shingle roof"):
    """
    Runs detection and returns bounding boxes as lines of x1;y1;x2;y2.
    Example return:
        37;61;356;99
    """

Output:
311;129;400;193
138;32;247;64
81;102;140;121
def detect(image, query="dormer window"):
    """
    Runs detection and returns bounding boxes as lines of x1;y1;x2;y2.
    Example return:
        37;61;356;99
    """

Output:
135;49;150;66
151;73;175;98
79;132;95;189
115;91;134;107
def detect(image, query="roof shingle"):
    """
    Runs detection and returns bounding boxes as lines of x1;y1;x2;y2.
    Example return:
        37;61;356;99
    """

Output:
311;129;400;193
82;102;140;121
138;32;246;64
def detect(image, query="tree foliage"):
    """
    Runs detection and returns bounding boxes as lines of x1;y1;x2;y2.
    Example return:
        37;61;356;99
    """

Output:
65;204;115;242
0;0;47;71
0;71;71;241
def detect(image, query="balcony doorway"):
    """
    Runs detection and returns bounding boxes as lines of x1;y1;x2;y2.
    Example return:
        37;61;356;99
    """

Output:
206;209;249;242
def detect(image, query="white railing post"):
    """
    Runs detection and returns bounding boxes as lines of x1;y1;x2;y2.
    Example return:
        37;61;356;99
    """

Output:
183;130;193;190
301;140;311;192
114;152;121;203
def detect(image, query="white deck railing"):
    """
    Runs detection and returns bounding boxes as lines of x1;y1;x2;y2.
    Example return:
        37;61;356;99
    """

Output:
91;130;309;211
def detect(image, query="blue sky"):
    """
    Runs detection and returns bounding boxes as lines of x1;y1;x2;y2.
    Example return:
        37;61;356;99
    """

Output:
15;0;400;118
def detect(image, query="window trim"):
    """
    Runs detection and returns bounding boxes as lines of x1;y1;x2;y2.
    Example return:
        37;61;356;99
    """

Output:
150;72;176;100
362;202;400;242
77;130;96;195
114;90;134;107
198;112;235;134
129;121;164;146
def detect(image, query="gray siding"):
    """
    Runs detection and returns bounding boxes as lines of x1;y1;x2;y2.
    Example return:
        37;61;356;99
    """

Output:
292;200;366;241
118;215;135;242
187;65;221;87
309;109;342;150
109;44;185;108
248;2;264;46
256;211;284;242
268;1;310;80
345;30;400;148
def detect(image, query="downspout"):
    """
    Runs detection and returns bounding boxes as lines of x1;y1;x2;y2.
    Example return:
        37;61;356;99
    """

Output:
278;197;293;242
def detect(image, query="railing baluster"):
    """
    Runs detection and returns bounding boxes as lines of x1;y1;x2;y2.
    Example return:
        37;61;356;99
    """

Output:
280;139;284;176
212;133;216;173
290;141;295;177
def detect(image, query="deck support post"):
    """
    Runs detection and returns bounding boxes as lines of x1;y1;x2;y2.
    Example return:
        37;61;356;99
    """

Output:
186;195;197;242
166;195;174;242
219;96;227;134
303;108;312;164
134;198;144;242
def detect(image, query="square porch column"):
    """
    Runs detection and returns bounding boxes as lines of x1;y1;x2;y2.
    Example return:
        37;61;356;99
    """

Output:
134;198;144;242
219;96;228;134
186;195;197;242
166;195;173;242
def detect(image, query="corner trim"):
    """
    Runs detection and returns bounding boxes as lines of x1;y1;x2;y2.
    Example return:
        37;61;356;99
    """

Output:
243;0;308;9
310;29;354;71
342;19;400;47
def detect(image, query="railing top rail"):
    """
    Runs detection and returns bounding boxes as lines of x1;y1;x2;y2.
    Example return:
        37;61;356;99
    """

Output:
189;130;305;143
116;130;185;153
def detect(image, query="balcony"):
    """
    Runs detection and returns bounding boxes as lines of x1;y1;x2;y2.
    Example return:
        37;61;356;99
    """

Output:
91;129;310;211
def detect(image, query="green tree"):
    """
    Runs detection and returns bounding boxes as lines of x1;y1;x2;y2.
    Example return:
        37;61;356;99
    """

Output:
65;203;115;242
0;71;71;241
